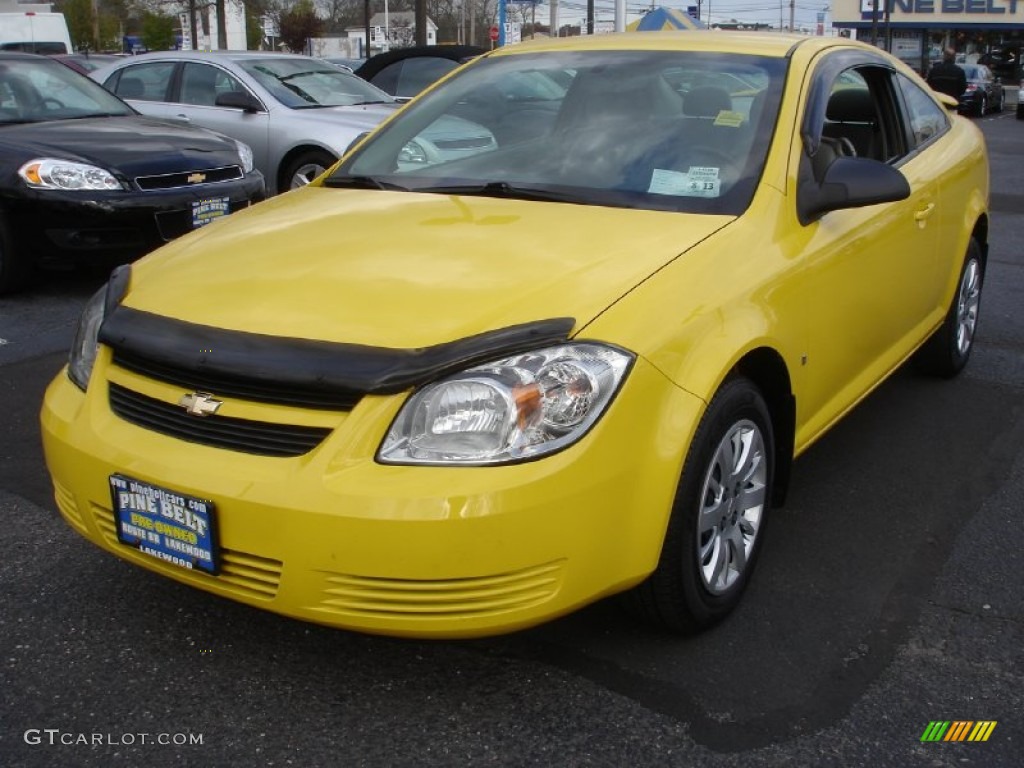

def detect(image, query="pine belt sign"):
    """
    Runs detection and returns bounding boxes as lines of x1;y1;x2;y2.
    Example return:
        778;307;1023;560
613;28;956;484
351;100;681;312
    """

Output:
858;0;1022;15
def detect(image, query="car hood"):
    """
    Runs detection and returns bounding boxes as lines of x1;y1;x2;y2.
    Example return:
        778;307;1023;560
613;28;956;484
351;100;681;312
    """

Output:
0;116;242;175
125;188;732;349
297;102;400;131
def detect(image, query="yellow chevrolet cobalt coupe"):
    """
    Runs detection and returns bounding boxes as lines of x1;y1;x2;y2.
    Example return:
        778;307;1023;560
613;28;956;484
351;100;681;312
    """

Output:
42;33;988;638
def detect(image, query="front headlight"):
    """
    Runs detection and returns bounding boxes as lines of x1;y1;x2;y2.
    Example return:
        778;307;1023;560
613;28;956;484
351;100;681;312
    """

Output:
234;140;255;173
68;287;107;391
379;343;634;465
18;158;123;191
398;139;428;166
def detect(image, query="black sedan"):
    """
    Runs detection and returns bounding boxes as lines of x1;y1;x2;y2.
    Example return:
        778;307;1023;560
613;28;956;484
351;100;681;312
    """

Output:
957;63;1004;116
0;52;266;293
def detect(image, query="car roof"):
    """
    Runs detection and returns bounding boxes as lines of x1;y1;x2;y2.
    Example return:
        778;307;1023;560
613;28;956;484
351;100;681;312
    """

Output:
112;51;328;63
487;30;844;59
0;51;61;62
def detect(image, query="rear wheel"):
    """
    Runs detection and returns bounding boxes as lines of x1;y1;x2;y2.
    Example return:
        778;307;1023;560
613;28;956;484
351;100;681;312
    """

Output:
913;238;983;377
627;377;774;633
281;150;336;192
0;210;31;295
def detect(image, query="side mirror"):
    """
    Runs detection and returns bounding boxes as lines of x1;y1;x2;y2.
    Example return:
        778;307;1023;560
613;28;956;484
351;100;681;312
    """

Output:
214;91;262;113
797;155;910;225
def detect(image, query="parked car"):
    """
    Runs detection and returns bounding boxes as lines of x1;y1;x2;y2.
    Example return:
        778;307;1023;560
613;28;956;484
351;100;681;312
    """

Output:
90;51;400;194
355;44;486;101
50;52;121;74
324;57;366;72
0;52;265;294
977;47;1019;81
957;63;1003;115
42;33;988;639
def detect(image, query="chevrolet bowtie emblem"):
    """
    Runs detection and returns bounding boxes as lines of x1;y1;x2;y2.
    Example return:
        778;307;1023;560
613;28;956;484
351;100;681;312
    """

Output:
178;392;222;417
187;172;207;184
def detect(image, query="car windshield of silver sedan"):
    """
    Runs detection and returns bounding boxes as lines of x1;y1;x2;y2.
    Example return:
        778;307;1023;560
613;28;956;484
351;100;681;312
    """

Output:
238;58;396;108
0;58;134;123
330;50;786;214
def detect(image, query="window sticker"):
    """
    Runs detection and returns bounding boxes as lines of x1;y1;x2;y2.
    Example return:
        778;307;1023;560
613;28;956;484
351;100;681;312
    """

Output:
648;167;721;198
713;110;745;128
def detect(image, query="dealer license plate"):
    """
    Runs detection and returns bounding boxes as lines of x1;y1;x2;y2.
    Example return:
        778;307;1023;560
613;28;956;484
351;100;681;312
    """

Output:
191;197;230;229
110;475;218;574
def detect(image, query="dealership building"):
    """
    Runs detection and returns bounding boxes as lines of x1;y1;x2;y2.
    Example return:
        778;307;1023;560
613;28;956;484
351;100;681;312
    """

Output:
831;0;1024;76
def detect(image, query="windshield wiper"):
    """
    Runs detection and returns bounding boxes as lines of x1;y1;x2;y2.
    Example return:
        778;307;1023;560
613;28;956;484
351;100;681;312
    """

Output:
323;175;410;192
413;182;583;204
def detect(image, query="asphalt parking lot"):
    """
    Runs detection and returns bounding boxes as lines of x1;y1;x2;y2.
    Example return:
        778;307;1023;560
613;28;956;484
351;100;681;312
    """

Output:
1;112;1021;768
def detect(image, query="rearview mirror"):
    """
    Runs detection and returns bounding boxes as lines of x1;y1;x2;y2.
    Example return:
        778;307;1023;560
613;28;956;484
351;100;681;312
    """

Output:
215;91;262;113
797;156;910;225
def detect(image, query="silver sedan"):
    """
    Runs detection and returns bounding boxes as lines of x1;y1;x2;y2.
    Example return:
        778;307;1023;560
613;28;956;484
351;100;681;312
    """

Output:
90;52;401;194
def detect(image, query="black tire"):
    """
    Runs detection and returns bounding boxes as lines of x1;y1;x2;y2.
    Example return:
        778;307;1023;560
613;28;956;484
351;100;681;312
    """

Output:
0;210;31;295
280;150;336;193
913;238;984;378
627;377;774;633
976;95;987;117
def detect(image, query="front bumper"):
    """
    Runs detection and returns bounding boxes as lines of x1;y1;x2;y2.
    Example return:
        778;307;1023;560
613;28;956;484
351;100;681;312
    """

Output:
41;350;703;638
8;173;266;265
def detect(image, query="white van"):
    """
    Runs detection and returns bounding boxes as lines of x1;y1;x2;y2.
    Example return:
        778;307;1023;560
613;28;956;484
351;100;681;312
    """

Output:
0;11;73;54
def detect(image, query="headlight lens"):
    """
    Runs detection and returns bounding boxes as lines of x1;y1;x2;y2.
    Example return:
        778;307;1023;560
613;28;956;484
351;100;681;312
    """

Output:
379;343;634;465
68;287;106;390
398;139;428;166
234;140;255;173
18;158;123;191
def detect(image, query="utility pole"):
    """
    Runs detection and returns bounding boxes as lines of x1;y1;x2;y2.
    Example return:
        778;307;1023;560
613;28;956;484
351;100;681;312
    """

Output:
216;0;227;49
415;0;427;45
90;0;99;50
364;0;370;57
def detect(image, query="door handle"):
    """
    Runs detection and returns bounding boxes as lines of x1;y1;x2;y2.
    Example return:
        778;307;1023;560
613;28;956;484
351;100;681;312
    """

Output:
174;114;192;122
914;203;936;224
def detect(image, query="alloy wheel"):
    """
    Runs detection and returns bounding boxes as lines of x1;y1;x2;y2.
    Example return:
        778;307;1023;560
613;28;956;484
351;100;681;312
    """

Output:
697;419;768;595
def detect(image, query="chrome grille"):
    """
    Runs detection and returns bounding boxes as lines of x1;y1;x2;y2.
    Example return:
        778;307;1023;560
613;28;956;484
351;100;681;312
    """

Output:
135;165;244;191
432;137;494;151
108;382;331;457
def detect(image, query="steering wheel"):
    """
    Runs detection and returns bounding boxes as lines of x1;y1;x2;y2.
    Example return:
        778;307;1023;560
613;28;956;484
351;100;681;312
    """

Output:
41;97;65;110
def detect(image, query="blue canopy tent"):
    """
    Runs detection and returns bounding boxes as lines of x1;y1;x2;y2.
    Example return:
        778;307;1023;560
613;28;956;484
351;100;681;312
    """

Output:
627;7;706;31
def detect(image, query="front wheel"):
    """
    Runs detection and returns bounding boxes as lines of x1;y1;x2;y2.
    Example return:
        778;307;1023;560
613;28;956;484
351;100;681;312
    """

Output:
627;377;774;633
913;238;983;377
281;150;336;192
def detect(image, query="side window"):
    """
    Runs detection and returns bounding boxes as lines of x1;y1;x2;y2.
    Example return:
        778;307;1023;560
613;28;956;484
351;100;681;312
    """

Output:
821;70;880;160
181;63;244;107
896;74;949;149
814;64;912;166
108;62;176;102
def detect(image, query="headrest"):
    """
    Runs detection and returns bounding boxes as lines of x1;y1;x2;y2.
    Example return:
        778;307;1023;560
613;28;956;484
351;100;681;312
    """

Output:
826;88;874;122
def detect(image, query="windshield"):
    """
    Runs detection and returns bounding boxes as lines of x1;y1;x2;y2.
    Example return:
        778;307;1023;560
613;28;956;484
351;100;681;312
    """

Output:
331;50;786;215
238;57;395;108
0;57;134;124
